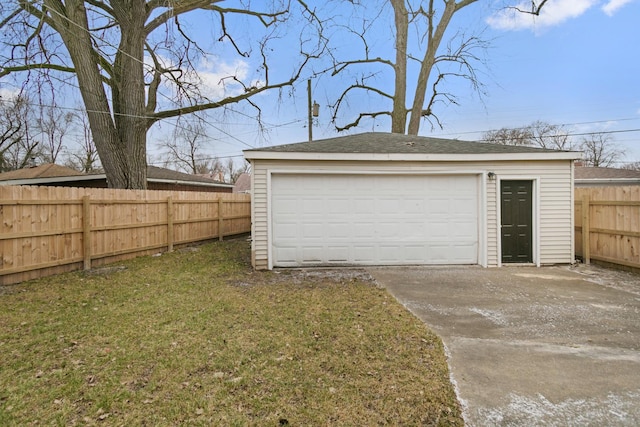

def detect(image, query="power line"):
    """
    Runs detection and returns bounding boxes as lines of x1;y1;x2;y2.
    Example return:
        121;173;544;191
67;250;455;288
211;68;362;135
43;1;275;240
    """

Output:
147;153;245;166
432;117;640;139
0;95;301;151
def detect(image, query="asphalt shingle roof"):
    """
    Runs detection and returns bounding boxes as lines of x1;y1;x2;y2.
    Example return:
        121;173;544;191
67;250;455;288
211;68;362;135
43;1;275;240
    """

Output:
0;164;229;186
575;166;640;180
245;132;569;155
145;166;226;184
0;163;83;181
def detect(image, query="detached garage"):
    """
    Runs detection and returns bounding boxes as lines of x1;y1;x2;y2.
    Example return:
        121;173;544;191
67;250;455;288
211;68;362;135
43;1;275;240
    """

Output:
243;132;581;270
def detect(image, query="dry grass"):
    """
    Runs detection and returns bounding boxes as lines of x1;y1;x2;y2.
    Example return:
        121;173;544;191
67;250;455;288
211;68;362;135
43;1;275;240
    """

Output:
0;239;463;426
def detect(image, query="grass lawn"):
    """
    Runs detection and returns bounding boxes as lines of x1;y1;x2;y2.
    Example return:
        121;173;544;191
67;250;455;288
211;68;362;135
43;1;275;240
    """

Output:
0;239;463;426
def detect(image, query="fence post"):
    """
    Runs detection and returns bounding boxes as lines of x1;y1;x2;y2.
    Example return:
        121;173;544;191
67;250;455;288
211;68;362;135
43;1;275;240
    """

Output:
167;197;174;252
82;196;92;270
581;195;590;265
218;197;224;241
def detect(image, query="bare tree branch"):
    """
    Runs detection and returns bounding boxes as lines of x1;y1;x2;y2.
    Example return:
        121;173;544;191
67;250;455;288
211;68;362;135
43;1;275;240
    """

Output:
509;0;549;16
336;111;392;132
1;0;326;188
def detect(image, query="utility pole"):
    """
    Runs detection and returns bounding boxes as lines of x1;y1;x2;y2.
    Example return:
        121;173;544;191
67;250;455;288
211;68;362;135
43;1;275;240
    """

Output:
307;79;320;141
307;79;312;142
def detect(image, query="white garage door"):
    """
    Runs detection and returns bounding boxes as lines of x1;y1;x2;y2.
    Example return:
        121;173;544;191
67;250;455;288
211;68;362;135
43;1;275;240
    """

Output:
271;174;479;267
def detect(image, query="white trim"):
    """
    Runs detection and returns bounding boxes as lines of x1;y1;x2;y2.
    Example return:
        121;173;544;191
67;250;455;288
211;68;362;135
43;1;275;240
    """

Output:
571;163;576;265
479;173;488;268
266;169;488;269
496;176;540;267
265;168;486;176
266;171;274;270
244;151;581;162
250;171;256;267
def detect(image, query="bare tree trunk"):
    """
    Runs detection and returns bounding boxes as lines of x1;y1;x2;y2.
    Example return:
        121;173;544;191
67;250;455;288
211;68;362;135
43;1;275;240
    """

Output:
390;0;408;134
111;0;147;189
407;1;459;135
48;0;130;187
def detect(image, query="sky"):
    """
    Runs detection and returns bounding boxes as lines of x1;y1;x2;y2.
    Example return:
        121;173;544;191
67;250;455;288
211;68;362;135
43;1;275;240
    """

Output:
184;0;640;167
2;0;638;170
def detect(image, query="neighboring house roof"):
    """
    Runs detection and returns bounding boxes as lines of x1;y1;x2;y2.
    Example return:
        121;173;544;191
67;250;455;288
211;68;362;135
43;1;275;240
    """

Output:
146;166;229;186
0;163;233;189
0;163;84;181
575;166;640;186
244;132;580;161
233;173;251;193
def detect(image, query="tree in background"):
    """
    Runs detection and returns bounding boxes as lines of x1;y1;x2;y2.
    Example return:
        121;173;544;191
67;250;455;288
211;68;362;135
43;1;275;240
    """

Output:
226;157;250;183
621;161;640;171
580;133;625;167
38;106;74;164
1;1;324;189
63;111;102;173
483;121;572;150
0;94;43;171
0;95;27;172
482;126;533;146
483;122;627;167
157;117;217;175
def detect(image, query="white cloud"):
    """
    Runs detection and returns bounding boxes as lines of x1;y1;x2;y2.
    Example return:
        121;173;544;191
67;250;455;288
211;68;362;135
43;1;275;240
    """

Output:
602;0;634;15
487;0;596;31
0;87;21;100
144;54;262;101
197;58;257;100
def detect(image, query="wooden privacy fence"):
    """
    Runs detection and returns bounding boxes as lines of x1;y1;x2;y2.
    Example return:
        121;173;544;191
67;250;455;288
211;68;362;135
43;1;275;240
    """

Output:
0;185;251;285
574;186;640;270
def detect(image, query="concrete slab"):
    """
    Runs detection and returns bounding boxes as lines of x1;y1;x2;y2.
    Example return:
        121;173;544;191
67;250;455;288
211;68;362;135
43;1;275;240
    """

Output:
368;264;640;426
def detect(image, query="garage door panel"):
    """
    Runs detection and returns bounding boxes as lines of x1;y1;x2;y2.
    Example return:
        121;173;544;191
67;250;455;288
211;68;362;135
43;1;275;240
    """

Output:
301;198;324;214
327;246;349;262
302;223;323;238
274;246;298;264
271;174;479;266
353;245;376;262
404;245;428;262
273;222;298;239
354;223;376;239
354;199;374;213
405;198;426;213
379;246;402;262
326;222;350;238
378;198;399;215
300;246;322;262
273;196;298;214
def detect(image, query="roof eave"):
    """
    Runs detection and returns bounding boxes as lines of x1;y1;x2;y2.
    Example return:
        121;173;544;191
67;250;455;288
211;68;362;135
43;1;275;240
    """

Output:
0;174;107;186
243;151;582;162
148;178;233;188
575;178;640;184
0;174;234;188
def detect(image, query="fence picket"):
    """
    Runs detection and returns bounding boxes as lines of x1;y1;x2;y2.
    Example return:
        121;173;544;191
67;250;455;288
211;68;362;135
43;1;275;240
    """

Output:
575;186;640;270
0;185;250;285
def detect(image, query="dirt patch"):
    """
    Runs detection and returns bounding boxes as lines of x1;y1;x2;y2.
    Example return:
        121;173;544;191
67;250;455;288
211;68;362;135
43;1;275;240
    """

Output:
229;268;378;288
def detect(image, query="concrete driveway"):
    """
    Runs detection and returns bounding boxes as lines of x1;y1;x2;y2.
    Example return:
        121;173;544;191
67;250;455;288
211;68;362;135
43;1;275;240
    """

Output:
368;264;640;426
